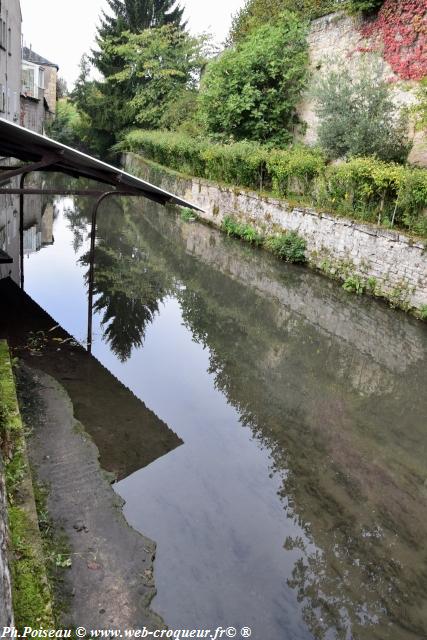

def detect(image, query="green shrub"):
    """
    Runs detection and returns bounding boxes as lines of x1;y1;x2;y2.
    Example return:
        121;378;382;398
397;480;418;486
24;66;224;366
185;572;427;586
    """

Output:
412;78;427;133
419;305;427;321
316;157;404;220
264;232;307;263
347;0;383;14
46;98;86;149
180;207;198;222
229;0;346;45
221;216;264;245
119;129;209;176
199;12;308;146
313;58;411;163
343;275;365;294
398;169;427;234
119;129;427;238
266;145;325;197
202;141;268;190
316;157;427;233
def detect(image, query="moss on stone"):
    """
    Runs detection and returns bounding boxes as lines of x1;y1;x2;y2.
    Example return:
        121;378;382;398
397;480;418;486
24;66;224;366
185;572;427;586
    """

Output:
0;341;54;629
9;506;53;628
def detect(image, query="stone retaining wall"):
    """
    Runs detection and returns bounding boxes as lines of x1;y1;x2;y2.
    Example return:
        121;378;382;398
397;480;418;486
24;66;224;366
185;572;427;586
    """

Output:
125;153;427;313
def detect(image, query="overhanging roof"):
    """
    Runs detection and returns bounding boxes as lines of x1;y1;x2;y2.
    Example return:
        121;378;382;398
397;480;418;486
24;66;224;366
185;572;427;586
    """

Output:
0;118;201;210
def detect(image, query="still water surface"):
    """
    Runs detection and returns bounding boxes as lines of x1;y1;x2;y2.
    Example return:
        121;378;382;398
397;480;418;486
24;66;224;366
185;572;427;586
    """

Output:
24;192;427;640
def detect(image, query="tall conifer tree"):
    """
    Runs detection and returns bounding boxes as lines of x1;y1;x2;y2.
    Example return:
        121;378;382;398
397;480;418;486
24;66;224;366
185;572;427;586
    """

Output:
98;0;185;39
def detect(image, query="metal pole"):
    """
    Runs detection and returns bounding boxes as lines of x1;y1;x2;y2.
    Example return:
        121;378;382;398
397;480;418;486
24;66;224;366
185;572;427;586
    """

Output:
19;172;28;289
87;191;122;354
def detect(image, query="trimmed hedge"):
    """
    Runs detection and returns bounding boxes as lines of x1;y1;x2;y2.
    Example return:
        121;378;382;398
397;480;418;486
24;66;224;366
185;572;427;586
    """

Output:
119;129;427;237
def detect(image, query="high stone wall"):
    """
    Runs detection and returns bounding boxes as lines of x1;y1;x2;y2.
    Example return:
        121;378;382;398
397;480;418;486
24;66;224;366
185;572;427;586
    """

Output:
297;10;427;167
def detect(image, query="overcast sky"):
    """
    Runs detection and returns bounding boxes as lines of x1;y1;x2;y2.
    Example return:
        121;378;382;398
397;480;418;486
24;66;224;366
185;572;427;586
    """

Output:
19;0;245;88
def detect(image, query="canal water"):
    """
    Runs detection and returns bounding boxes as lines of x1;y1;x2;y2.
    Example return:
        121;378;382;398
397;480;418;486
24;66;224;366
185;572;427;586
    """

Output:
23;191;427;640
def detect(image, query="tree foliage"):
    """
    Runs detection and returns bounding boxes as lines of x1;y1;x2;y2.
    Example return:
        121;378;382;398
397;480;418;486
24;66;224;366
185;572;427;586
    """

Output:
98;0;184;38
56;77;68;99
71;21;208;156
228;0;341;44
347;0;383;15
46;99;85;148
412;77;427;132
105;25;209;130
313;58;411;162
94;0;185;80
228;0;385;44
70;55;119;155
198;12;308;146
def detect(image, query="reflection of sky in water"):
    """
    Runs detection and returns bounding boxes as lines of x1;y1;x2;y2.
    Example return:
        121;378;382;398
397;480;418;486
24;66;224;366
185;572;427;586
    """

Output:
24;200;427;640
115;297;314;638
24;200;91;345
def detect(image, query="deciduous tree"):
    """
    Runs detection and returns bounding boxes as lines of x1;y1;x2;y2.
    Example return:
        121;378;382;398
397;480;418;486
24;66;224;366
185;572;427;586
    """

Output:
199;12;308;145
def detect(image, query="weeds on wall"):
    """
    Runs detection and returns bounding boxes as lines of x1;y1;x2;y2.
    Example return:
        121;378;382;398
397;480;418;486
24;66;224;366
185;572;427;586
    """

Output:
264;233;307;263
180;207;198;222
0;344;55;629
221;216;307;263
221;216;264;246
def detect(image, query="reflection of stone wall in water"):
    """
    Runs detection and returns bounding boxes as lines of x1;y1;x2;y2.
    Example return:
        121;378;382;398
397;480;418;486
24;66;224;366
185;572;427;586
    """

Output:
125;201;427;639
22;174;55;256
0;190;20;283
23;200;54;255
144;202;427;403
0;175;55;283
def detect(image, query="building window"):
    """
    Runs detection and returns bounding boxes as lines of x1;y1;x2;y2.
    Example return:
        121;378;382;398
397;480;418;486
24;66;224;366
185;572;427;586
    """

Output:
22;66;39;100
7;26;11;54
0;19;6;50
38;68;45;90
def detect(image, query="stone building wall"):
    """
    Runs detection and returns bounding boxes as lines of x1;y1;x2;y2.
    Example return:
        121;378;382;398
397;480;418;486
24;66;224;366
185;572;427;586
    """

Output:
0;0;22;124
20;95;47;134
125;153;427;313
43;66;57;115
297;11;427;167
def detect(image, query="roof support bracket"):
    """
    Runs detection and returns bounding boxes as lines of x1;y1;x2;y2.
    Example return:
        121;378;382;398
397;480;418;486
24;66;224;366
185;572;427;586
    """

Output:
0;152;64;184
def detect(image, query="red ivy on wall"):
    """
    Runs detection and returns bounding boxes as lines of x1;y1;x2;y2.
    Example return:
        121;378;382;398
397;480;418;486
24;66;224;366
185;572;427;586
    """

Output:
360;0;427;80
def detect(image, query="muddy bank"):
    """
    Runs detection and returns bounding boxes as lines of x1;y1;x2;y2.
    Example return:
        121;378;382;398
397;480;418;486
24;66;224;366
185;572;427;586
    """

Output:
17;364;164;630
0;278;178;628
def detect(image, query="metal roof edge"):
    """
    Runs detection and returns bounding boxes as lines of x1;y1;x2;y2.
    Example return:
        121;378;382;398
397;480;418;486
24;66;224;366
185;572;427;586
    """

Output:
0;118;204;213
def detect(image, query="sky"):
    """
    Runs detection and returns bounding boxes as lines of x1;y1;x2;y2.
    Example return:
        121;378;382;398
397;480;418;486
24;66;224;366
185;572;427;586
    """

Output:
19;0;245;89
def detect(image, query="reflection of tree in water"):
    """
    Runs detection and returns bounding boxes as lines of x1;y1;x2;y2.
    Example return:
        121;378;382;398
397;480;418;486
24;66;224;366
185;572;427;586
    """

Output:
89;243;167;361
65;194;171;361
178;282;426;639
66;203;89;253
63;193;427;638
131;205;427;640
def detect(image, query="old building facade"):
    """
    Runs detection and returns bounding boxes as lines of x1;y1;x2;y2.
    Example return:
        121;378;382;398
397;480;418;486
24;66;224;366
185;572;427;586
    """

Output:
21;46;58;133
0;0;21;123
0;0;21;283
